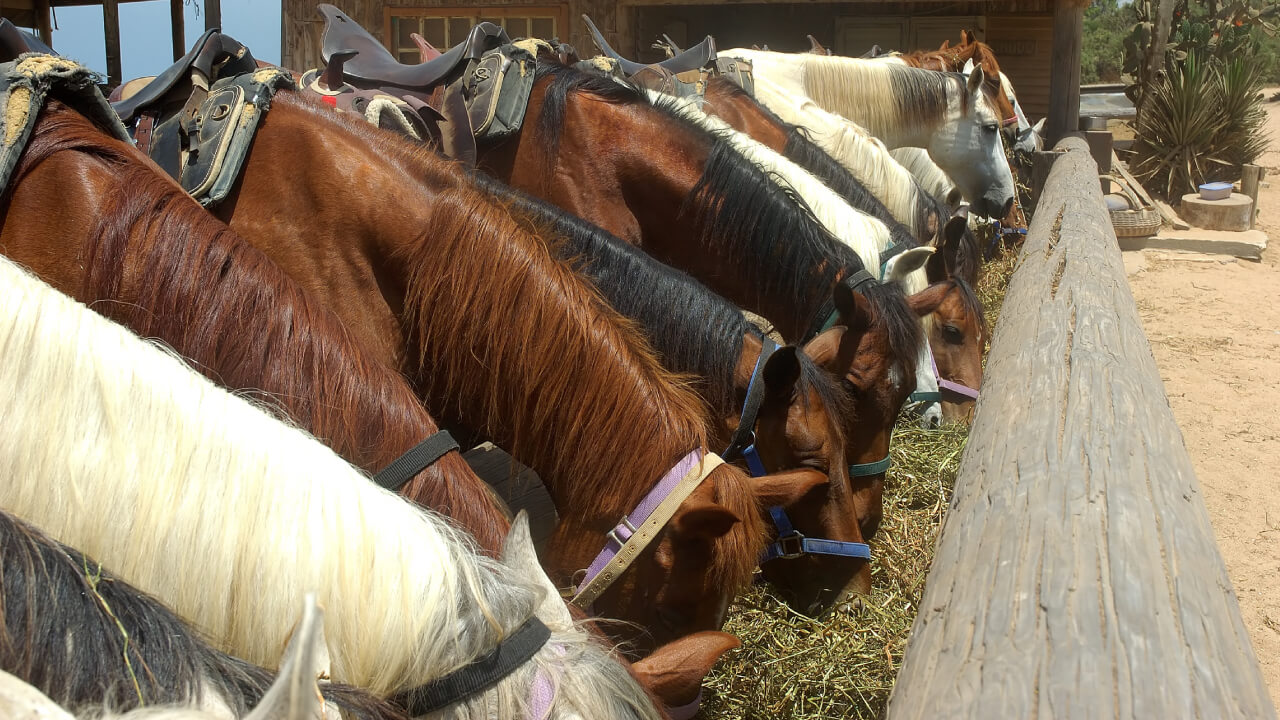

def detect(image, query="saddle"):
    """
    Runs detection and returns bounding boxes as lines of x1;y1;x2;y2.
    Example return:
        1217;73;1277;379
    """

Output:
319;4;508;91
581;14;753;97
108;31;294;206
113;29;258;123
0;19;56;62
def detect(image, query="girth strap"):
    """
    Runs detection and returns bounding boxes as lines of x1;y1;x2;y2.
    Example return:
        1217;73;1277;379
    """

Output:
374;430;459;492
761;505;871;563
392;616;550;715
722;337;779;476
570;450;724;609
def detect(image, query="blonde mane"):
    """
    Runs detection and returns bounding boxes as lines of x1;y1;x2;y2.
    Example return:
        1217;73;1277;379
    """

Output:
890;146;960;209
0;257;657;720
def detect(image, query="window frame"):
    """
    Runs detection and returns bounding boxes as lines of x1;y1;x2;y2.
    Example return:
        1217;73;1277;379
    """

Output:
383;5;569;62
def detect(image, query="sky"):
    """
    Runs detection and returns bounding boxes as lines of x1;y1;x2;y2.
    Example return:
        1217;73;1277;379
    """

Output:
24;0;282;79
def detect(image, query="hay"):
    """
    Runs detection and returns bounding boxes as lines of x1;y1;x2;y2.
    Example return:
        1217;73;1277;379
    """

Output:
700;253;1019;719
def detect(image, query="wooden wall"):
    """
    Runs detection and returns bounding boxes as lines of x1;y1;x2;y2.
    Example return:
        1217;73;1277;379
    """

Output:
281;0;1055;121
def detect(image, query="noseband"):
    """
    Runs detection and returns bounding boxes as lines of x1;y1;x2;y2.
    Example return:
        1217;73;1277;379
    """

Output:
722;337;872;564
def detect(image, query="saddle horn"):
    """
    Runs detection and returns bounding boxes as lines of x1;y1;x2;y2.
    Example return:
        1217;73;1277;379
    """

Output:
662;33;683;54
410;32;442;62
320;49;357;90
806;35;830;56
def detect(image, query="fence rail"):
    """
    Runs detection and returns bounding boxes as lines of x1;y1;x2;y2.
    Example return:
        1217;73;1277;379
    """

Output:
885;136;1276;720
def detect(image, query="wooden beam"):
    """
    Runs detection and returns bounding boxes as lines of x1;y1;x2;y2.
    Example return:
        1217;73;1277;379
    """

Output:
204;0;220;32
34;0;52;47
169;0;185;60
884;136;1277;720
1045;0;1084;146
102;0;121;87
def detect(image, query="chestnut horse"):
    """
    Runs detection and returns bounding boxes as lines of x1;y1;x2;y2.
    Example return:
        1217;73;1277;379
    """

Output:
188;89;829;654
0;98;510;553
499;187;871;610
478;62;925;543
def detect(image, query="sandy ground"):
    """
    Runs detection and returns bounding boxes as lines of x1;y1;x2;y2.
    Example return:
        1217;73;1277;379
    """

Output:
1123;96;1280;708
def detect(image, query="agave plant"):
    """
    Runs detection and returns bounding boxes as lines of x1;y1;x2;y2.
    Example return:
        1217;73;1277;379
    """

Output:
1129;51;1269;200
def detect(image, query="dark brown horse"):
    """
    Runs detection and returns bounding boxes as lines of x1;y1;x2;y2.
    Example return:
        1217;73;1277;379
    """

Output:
0;98;510;554
187;89;829;654
477;62;927;543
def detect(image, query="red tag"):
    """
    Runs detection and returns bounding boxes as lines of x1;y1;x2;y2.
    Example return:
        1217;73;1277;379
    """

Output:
322;95;337;107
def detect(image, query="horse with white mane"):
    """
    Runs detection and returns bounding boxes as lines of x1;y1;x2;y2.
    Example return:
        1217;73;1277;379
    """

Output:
722;48;1016;218
0;256;672;719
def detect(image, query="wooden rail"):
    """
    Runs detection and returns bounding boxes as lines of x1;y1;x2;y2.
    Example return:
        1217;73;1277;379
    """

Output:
886;137;1277;719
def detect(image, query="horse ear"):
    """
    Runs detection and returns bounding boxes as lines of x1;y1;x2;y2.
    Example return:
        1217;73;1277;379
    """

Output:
832;283;873;336
245;595;328;720
503;511;574;630
631;631;741;709
762;345;801;398
938;39;951;50
0;669;76;720
1032;117;1046;134
906;283;949;318
754;468;828;507
672;497;740;541
966;65;985;96
962;58;976;75
963;29;977;46
885;246;935;288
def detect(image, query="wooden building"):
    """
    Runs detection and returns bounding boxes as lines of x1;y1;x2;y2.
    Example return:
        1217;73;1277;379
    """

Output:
281;0;1063;120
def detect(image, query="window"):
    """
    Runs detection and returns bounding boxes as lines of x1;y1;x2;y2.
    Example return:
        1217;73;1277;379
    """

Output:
385;6;567;64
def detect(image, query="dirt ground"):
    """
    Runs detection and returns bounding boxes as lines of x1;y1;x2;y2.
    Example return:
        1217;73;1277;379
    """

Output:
1123;95;1280;708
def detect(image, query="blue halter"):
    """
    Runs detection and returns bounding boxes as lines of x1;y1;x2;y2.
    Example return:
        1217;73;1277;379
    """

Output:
722;338;872;564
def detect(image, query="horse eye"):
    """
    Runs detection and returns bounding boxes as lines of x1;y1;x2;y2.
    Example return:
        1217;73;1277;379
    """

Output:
983;124;999;133
942;325;965;344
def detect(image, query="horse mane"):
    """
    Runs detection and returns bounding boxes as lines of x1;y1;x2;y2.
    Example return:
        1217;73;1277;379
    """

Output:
5;99;510;554
264;93;764;591
0;255;659;718
0;509;405;720
534;60;646;166
704;77;917;247
798;55;969;136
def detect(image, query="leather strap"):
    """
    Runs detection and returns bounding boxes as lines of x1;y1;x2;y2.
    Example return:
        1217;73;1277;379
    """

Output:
392;616;550;715
722;337;778;470
374;430;459;492
909;390;943;405
133;111;157;155
761;505;871;562
848;454;891;477
570;450;725;609
804;268;878;343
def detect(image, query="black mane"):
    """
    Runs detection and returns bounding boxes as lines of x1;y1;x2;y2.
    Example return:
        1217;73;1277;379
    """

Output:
0;509;404;720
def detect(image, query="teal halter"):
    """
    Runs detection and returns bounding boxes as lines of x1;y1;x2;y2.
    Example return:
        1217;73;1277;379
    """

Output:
848;454;891;477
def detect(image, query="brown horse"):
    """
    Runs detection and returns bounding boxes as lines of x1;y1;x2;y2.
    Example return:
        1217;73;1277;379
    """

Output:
498;187;872;610
0;98;510;554
187;89;835;653
478;61;926;546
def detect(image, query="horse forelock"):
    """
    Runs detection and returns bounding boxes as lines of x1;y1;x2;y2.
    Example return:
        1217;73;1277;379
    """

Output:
15;98;510;555
861;281;926;382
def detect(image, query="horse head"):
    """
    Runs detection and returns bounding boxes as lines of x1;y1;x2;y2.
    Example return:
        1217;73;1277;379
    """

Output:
931;65;1016;219
886;246;944;430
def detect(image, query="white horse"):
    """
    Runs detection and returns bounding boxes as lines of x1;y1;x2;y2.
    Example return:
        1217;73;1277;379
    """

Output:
722;48;1016;218
891;146;964;210
651;91;944;427
0;256;666;720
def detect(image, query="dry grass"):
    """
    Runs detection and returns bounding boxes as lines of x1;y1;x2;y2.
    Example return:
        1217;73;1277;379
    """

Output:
699;250;1019;719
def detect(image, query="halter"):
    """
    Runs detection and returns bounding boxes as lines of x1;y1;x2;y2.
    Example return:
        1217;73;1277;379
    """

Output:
722;338;872;564
930;347;981;402
569;449;725;609
373;429;460;491
803;268;876;343
392;615;551;715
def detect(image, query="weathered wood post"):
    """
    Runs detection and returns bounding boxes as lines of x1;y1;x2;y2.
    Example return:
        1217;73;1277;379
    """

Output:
102;0;121;87
885;136;1276;720
205;0;222;32
170;0;186;61
1045;0;1086;146
1242;164;1265;230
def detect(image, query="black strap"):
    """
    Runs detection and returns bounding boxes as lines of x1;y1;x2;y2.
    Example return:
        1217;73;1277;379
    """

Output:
393;616;551;715
878;242;908;269
844;268;876;293
373;430;460;492
723;337;778;461
803;268;878;343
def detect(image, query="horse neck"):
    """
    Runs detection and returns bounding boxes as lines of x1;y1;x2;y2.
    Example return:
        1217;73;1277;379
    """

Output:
11;101;508;554
703;80;789;151
806;57;950;149
246;95;713;525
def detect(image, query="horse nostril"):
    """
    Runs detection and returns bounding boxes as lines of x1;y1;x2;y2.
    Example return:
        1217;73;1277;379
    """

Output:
999;197;1014;218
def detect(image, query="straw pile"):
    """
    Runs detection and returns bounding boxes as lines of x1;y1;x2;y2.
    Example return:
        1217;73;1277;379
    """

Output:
700;248;1019;719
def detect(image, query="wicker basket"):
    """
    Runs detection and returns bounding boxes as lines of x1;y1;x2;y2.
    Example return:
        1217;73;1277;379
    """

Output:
1102;175;1163;238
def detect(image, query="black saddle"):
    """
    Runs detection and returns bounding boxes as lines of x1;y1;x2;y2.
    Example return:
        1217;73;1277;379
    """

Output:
0;19;55;62
319;4;508;90
582;15;716;76
113;29;256;123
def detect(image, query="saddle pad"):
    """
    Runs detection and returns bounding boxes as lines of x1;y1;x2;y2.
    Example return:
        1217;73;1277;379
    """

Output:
462;40;543;143
0;55;131;196
144;67;295;206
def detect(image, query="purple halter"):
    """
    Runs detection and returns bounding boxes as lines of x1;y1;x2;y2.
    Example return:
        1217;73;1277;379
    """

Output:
930;349;981;402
